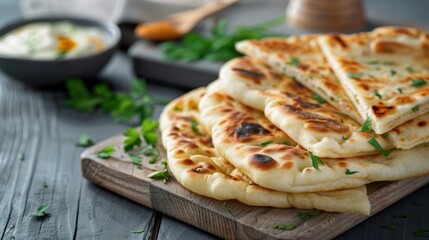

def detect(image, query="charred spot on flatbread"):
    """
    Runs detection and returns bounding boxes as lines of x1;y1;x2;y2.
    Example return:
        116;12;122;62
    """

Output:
249;154;277;170
286;93;322;109
234;122;270;138
371;104;396;118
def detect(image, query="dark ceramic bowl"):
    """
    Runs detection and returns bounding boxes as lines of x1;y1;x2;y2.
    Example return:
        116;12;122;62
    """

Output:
0;17;120;87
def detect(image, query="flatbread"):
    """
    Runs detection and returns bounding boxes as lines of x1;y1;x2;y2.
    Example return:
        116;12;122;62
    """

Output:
235;35;362;122
199;80;429;193
386;114;429;149
160;88;371;214
318;26;429;134
219;57;391;158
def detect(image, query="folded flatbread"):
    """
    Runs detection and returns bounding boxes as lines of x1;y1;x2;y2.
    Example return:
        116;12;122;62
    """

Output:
199;80;429;193
318;26;429;134
160;87;371;214
235;35;362;122
219;57;391;158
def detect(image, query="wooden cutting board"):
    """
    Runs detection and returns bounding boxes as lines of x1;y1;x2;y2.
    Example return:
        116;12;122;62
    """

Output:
81;134;429;240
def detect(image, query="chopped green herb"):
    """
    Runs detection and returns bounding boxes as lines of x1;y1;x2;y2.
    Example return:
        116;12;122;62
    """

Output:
43;181;48;188
56;51;67;59
129;154;142;169
298;211;320;220
367;60;379;65
345;169;359;175
141;119;159;145
385;47;394;52
223;202;235;217
406;66;414;73
383;225;396;231
357;118;372;132
392;213;407;219
283;141;291;146
142;145;160;164
342;136;349;141
412;79;428;88
348;72;363;78
97;146;115;159
390;69;397;76
374;90;382;100
312;93;326;104
148;161;169;183
131;229;145;233
257;140;274;147
383;61;395;65
272;223;297;231
287;57;300;66
77;134;93;147
29;204;51;218
308;151;324;171
18;153;25;161
397;88;403;94
123;128;141;152
340;118;344;123
190;119;204;136
368;136;392;156
412;105;420;112
173;106;182;112
413;229;429;238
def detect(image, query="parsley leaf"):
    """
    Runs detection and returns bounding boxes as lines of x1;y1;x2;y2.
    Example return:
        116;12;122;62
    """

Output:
257;140;274;147
190;119;203;136
29;204;51;218
348;72;363;78
97;146;115;159
357;118;372;132
148;161;169;183
383;225;396;231
77;134;93;147
141;119;159;145
298;211;320;220
312;93;326;104
406;66;414;73
397;88;403;94
18;153;25;161
129;154;142;169
366;60;379;65
308;151;324;171
123;128;142;152
368;136;392;156
390;69;397;76
345;169;359;175
131;229;145;233
412;105;420;112
272;224;297;231
43;181;48;188
283;141;291;145
412;79;428;88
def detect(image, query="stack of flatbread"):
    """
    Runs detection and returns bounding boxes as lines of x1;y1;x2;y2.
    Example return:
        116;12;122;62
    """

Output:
160;26;429;215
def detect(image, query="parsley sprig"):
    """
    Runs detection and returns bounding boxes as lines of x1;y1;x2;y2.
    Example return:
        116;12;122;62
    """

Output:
29;204;51;218
272;223;297;231
308;151;324;171
97;146;115;159
148;161;169;183
64;78;168;123
160;17;285;62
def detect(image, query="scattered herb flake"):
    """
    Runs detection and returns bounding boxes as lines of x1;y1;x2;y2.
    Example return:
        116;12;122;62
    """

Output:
312;93;326;104
43;181;48;188
390;69;397;76
357;118;372;132
97;146;115;159
148;161;169;183
257;140;274;147
18;153;25;161
131;229;145;233
412;105;420;112
412;79;428;88
283;141;291;146
406;66;414;73
392;213;407;219
383;61;395;65
298;211;320;220
129;154;142;169
348;72;363;78
77;134;93;147
29;204;51;218
412;201;422;207
368;136;392;156
190;119;203;136
308;151;324;171
413;229;429;238
397;88;403;94
287;57;300;66
223;202;235;217
345;169;359;175
367;60;379;65
374;90;382;100
272;223;297;231
382;225;396;231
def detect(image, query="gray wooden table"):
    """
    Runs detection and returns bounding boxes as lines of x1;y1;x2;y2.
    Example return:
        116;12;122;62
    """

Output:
1;1;429;240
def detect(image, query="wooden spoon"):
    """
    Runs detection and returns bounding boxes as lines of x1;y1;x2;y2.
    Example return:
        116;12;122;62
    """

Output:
135;0;239;41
